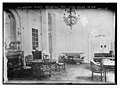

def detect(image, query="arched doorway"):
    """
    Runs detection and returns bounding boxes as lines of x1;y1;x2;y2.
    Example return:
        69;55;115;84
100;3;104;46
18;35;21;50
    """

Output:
4;9;22;82
89;29;112;62
4;9;22;49
4;10;17;48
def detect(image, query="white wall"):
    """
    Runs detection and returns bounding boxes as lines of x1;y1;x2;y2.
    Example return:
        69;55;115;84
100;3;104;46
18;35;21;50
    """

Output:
17;9;42;56
5;9;115;63
52;9;115;63
4;11;16;48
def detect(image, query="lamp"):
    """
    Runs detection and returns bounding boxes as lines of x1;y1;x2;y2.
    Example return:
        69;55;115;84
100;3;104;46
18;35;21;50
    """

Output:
63;7;80;29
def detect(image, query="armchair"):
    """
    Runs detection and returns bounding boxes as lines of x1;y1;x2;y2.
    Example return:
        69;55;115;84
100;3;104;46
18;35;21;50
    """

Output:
41;59;51;77
56;56;65;71
25;55;33;66
90;60;107;82
24;55;33;77
32;51;42;60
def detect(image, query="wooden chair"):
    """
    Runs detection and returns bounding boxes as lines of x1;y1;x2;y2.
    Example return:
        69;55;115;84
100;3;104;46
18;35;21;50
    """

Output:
25;55;33;66
32;51;42;60
56;56;65;71
90;60;107;82
23;55;33;78
41;59;51;77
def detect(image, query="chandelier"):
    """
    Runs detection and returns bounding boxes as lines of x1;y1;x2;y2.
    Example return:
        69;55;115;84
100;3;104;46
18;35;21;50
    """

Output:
63;7;80;29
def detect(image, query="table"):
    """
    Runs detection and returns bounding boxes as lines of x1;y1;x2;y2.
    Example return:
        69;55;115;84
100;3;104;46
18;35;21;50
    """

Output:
32;60;43;78
32;59;57;64
102;60;115;72
32;59;57;78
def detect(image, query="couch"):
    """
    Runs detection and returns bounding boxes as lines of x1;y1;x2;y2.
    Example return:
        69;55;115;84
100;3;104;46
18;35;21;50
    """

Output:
62;53;85;64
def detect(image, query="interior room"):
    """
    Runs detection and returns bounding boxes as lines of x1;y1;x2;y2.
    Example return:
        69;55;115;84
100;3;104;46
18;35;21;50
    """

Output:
3;3;116;84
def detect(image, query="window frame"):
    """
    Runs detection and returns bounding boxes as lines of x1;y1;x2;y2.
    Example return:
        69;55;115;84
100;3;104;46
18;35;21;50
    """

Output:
32;28;39;50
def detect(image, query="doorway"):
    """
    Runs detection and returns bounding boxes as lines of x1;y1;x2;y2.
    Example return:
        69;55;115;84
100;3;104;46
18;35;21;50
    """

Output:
4;10;16;48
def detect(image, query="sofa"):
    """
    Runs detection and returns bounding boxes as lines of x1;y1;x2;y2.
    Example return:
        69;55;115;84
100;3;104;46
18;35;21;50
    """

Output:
62;53;85;64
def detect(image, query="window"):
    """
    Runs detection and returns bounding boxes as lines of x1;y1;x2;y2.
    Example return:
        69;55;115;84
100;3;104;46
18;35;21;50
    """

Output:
32;28;38;50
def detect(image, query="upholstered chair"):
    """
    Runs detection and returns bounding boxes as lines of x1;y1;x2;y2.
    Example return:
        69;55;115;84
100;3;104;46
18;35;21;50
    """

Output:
90;60;107;82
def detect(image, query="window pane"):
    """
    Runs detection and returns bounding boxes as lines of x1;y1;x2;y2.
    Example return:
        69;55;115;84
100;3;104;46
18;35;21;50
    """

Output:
36;30;38;33
36;38;38;41
36;42;38;45
32;37;35;41
33;46;36;50
32;28;39;50
35;34;38;37
32;33;35;37
36;45;38;47
32;29;35;32
32;42;35;45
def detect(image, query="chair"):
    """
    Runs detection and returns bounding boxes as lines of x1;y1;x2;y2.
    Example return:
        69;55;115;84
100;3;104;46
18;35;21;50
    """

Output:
25;55;33;66
41;59;51;77
90;60;107;82
56;56;65;71
32;51;42;60
23;55;33;78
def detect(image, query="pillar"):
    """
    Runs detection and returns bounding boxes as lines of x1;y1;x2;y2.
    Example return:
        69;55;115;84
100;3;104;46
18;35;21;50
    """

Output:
41;10;49;52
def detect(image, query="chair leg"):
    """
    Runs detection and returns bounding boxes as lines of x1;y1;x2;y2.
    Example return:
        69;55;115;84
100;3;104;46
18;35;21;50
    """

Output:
55;64;57;71
64;64;65;70
105;72;106;82
49;72;51;77
55;64;56;71
92;72;93;80
101;73;102;81
58;66;60;71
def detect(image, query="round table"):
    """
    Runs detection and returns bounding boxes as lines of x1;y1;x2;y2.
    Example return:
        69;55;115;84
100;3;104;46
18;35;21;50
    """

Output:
32;59;57;78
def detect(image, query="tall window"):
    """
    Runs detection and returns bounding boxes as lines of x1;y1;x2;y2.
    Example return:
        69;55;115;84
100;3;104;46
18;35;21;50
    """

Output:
32;28;38;50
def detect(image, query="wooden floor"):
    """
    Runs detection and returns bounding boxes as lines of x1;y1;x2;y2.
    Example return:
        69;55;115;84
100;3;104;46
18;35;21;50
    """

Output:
5;63;115;84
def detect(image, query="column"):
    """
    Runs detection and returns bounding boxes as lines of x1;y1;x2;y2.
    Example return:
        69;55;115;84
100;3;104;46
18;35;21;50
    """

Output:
4;50;8;82
41;10;49;52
